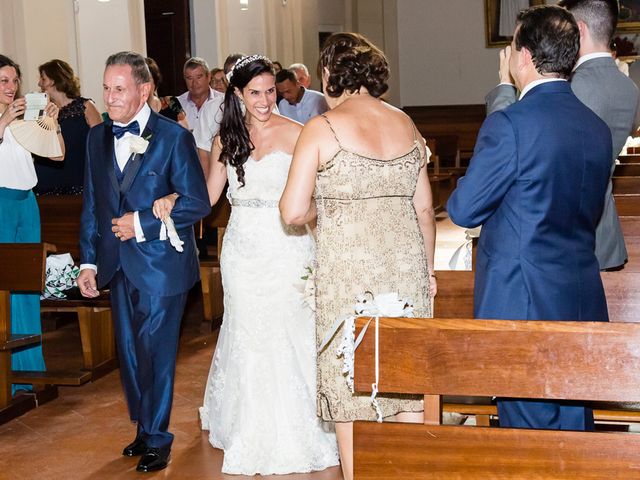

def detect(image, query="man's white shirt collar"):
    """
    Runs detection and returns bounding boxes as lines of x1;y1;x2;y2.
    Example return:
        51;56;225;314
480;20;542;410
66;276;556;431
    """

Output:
519;78;567;100
574;52;612;71
186;87;218;105
113;102;151;133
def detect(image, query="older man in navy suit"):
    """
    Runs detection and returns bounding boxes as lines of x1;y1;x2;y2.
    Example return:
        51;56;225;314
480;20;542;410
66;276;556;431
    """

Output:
77;52;210;472
448;6;611;430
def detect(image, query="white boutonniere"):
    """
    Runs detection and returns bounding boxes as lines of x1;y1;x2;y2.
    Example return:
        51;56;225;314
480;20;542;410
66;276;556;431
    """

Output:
129;134;152;155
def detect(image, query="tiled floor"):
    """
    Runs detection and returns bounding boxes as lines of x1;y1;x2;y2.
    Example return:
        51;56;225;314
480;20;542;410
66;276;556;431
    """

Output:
0;217;467;480
1;294;343;480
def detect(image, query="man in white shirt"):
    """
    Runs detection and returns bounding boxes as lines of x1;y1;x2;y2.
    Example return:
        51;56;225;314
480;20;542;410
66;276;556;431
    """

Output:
192;89;224;176
191;53;245;176
289;62;311;88
275;69;328;125
176;57;218;130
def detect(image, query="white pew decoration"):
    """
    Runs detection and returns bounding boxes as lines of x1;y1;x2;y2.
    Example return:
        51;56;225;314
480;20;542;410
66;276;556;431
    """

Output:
448;226;481;270
298;265;316;311
622;135;640;156
319;292;414;422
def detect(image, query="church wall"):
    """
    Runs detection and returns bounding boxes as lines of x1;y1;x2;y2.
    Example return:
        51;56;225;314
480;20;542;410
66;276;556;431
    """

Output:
397;0;501;106
0;0;145;112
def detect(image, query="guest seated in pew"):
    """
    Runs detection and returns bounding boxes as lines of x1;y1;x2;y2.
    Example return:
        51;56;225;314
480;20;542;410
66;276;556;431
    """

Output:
0;54;65;394
448;5;611;431
486;0;639;270
280;33;438;480
144;57;189;130
34;59;102;195
209;67;228;94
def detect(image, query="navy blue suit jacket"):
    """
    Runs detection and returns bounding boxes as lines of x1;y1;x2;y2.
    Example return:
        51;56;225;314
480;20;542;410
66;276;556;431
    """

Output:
80;111;210;296
448;81;610;322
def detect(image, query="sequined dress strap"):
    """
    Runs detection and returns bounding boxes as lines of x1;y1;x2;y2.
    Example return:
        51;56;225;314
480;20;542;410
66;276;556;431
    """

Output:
319;114;343;150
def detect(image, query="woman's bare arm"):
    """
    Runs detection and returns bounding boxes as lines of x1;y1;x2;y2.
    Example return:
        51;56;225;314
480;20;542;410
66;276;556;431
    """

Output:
413;138;437;297
207;136;228;206
279;120;322;225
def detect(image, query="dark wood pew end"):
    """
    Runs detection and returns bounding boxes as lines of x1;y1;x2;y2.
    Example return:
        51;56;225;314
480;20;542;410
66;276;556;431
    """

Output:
40;291;116;382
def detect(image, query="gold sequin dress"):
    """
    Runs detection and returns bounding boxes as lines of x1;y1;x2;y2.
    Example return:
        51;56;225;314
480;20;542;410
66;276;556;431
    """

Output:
314;115;432;422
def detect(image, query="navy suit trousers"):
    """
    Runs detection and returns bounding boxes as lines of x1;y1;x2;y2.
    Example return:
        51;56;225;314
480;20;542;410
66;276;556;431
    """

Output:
110;269;187;449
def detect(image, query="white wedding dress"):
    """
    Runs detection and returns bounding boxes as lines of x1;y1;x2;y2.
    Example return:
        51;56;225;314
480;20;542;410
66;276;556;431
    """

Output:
199;151;339;475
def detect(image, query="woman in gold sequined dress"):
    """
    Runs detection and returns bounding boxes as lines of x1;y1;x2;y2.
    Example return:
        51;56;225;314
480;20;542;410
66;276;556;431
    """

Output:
280;33;437;480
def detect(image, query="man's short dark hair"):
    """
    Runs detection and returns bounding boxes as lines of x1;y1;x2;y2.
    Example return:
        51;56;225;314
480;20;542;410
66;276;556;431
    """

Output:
515;5;580;79
558;0;619;45
275;69;298;84
105;51;151;84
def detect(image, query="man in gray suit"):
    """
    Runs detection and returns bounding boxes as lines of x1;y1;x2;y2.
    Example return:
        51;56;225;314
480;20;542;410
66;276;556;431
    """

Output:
486;0;639;270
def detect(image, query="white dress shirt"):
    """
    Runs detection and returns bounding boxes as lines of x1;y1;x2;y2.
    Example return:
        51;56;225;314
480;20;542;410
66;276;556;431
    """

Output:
0;113;37;190
113;104;151;243
519;78;567;100
80;104;152;274
193;94;224;152
277;88;328;125
574;52;612;71
177;88;219;130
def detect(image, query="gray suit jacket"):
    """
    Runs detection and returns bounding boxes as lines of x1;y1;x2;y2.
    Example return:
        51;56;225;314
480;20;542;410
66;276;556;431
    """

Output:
485;57;639;269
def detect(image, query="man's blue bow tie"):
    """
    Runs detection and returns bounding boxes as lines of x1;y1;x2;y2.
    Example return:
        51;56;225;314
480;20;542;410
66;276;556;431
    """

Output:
112;120;140;139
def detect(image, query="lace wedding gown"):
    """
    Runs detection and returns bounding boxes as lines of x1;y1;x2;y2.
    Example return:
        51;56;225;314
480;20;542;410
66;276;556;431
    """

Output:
199;151;339;475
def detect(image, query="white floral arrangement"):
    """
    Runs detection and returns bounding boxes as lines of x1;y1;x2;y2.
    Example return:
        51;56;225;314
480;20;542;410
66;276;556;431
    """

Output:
298;264;316;311
319;291;413;422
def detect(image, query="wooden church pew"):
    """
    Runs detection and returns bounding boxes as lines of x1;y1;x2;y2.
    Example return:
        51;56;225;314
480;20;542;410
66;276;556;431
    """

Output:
0;243;59;423
353;317;640;479
37;193;227;331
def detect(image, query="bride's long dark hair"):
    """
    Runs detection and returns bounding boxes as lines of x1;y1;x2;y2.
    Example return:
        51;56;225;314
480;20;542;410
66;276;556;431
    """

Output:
219;55;275;187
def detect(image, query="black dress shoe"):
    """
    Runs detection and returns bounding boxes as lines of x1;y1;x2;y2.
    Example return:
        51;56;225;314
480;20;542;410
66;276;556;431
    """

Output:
122;438;147;457
136;448;170;472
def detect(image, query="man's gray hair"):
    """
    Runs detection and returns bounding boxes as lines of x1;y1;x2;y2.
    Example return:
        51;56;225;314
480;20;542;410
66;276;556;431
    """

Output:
288;62;309;75
105;51;151;85
184;57;210;73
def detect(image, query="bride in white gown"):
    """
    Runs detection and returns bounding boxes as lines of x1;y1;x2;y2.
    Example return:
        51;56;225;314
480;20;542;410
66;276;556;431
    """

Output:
154;55;338;476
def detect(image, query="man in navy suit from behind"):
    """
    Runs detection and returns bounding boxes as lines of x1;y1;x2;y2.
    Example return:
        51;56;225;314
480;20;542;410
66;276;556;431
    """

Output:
448;6;611;431
77;52;210;472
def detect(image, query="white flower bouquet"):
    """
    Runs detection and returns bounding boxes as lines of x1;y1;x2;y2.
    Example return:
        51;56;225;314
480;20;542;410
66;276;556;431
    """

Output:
298;265;316;311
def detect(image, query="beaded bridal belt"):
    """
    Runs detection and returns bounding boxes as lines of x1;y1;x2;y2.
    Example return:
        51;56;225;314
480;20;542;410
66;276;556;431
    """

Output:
231;198;279;208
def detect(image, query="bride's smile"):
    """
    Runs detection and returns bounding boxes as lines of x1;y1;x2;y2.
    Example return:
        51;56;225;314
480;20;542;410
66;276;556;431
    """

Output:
238;72;277;123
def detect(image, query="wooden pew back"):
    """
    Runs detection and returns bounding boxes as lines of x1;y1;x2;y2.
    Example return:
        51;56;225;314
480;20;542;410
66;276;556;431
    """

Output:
353;317;640;478
602;216;640;322
37;195;82;260
0;243;49;292
0;243;52;414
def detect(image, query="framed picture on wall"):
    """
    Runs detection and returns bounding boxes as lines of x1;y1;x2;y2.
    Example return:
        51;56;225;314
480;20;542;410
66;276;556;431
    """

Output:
618;1;640;33
484;0;545;48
